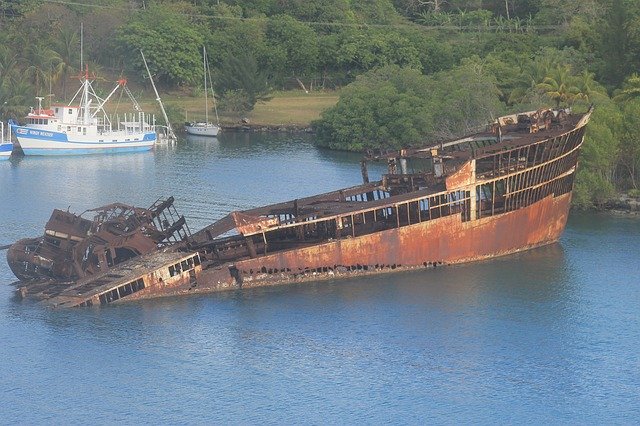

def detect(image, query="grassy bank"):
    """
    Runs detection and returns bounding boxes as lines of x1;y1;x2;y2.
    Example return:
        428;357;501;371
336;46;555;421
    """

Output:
137;90;339;128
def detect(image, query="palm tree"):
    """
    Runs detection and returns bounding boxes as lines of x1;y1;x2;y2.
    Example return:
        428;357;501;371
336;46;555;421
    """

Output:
25;43;62;96
0;73;33;120
51;27;80;101
536;65;585;107
0;46;30;120
506;57;552;105
613;73;640;103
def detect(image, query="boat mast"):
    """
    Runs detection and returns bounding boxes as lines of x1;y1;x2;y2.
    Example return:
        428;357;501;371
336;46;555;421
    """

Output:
205;49;220;126
83;65;90;124
203;46;208;124
140;50;176;141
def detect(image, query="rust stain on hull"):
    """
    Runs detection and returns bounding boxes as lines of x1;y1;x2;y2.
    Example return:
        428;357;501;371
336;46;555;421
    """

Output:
229;192;571;285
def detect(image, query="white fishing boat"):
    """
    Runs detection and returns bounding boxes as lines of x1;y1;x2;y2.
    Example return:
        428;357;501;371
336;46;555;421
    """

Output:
10;69;157;156
185;46;220;137
0;122;13;160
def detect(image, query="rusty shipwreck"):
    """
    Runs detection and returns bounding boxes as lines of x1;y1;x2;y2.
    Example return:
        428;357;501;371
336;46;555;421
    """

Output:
5;108;592;307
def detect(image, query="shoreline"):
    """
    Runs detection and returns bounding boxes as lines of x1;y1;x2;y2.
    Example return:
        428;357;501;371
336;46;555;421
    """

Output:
220;123;313;133
601;196;640;215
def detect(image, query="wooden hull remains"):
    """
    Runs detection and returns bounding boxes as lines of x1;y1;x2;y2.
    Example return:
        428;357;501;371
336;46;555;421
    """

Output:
6;108;592;308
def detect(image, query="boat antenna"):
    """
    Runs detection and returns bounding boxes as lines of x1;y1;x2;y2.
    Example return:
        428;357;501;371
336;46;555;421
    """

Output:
140;50;176;141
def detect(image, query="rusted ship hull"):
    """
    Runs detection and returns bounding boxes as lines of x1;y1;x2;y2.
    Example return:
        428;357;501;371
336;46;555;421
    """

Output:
31;191;571;308
194;191;571;291
6;107;592;307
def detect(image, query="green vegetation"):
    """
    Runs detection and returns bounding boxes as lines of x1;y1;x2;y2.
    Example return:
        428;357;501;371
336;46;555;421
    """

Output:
1;0;640;208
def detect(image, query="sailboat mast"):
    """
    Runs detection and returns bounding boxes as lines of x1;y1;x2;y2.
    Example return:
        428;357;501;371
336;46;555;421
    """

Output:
206;55;220;126
203;46;208;124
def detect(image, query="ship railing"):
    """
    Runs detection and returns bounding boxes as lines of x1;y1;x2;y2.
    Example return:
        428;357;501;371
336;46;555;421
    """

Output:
240;133;584;253
239;187;473;242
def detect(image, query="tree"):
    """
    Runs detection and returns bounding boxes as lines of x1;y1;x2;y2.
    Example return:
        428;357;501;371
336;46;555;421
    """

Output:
51;27;79;101
268;0;353;22
335;30;421;74
313;62;502;151
536;65;584;107
0;47;32;119
573;101;622;208
216;52;271;112
25;43;62;96
265;15;319;82
618;99;640;189
613;73;640;103
115;5;205;86
313;66;432;151
427;58;504;139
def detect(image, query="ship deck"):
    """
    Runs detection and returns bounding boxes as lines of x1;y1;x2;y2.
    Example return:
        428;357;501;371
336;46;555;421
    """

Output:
17;251;188;308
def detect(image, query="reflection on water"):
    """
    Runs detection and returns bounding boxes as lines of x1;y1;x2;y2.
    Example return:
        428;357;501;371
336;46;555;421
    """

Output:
1;134;639;423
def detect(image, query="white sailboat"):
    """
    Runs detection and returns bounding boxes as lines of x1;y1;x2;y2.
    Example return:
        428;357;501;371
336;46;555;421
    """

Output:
185;46;220;137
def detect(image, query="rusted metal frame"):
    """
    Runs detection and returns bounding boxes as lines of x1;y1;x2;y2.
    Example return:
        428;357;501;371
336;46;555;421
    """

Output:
538;135;552;164
514;165;523;210
553;135;569;184
350;215;355;237
514;171;522;210
526;168;536;206
504;136;582;193
507;175;516;212
548;135;567;183
491;180;497;216
243;191;433;237
517;169;527;208
522;169;533;206
517;146;524;172
505;167;576;199
523;144;532;171
481;138;580;213
534;140;544;168
532;145;547;187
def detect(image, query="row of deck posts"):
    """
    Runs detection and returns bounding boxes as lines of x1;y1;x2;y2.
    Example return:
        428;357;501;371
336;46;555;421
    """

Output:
469;159;477;221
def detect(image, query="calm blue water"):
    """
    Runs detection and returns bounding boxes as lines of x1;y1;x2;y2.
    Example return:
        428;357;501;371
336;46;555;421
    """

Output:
1;134;639;424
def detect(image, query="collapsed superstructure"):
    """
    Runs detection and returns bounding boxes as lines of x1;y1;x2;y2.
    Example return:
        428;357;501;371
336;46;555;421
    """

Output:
6;107;592;307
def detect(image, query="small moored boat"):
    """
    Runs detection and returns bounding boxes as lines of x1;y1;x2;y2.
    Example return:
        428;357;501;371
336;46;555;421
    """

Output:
0;122;13;160
185;46;220;137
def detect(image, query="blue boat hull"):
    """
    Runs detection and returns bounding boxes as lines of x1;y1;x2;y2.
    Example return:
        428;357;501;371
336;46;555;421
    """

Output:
0;142;12;160
11;124;155;156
